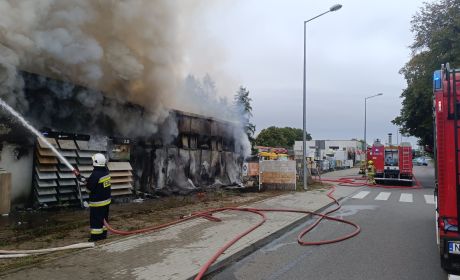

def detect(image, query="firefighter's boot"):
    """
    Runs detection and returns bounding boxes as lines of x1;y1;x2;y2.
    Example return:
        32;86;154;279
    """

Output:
368;176;376;185
88;234;103;242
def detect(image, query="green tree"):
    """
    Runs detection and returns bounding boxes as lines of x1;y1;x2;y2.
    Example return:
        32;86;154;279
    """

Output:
393;0;460;147
234;86;256;152
255;126;311;148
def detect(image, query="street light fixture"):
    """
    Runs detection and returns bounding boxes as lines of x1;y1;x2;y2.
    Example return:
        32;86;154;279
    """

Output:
363;93;383;164
302;4;342;191
330;4;343;12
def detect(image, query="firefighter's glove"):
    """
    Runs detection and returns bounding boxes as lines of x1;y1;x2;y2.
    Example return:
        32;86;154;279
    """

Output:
77;174;87;185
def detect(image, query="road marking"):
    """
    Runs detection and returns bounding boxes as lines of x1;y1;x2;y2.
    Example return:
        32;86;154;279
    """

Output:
448;274;460;280
399;193;413;203
375;192;391;201
424;194;435;205
352;191;370;199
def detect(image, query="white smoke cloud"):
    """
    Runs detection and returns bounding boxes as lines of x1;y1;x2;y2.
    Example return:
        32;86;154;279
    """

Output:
0;0;186;104
0;0;250;155
0;45;26;112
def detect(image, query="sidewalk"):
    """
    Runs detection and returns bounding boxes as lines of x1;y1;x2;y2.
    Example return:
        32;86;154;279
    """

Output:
1;170;360;280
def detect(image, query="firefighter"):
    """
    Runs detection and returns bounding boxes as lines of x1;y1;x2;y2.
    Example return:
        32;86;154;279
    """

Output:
85;153;111;241
367;160;376;185
359;160;366;175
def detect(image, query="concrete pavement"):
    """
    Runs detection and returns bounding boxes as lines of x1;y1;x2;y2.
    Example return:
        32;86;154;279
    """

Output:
0;169;360;280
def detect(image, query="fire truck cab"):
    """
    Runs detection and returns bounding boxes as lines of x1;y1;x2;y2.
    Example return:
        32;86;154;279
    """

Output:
434;63;460;271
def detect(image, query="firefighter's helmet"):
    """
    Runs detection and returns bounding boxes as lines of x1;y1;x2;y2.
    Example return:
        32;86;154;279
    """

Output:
368;160;374;165
92;153;107;167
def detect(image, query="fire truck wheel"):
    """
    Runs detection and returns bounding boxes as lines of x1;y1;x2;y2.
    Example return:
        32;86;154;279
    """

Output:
440;256;457;274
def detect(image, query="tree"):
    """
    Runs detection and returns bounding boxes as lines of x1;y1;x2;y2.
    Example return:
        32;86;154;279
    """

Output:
202;73;217;97
234;86;256;152
393;0;460;147
184;74;203;98
255;126;311;149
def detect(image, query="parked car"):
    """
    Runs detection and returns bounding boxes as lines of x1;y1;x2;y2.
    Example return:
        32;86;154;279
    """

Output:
413;157;429;166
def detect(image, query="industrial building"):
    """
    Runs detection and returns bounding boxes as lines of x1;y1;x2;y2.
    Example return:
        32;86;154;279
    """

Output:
0;72;245;209
293;139;365;174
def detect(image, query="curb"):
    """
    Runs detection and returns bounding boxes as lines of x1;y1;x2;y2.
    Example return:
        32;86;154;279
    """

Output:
195;195;348;280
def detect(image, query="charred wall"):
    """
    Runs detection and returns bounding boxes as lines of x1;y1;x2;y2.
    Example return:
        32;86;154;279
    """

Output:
130;110;243;195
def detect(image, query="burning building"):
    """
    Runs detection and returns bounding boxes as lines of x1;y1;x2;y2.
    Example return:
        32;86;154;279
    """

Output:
0;1;250;209
0;72;246;208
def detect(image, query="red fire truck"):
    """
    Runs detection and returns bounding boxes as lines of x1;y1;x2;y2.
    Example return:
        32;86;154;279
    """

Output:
368;138;413;184
434;63;460;271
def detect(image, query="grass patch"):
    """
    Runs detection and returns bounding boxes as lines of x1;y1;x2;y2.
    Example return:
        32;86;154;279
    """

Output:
0;255;42;274
296;180;332;191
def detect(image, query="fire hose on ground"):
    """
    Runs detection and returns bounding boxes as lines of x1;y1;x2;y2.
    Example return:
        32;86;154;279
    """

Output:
319;175;422;189
103;184;363;280
104;175;422;279
0;243;95;259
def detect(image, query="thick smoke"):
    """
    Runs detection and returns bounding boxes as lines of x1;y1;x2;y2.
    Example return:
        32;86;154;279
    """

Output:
181;74;251;156
0;0;251;156
0;45;26;112
0;1;193;119
181;74;235;120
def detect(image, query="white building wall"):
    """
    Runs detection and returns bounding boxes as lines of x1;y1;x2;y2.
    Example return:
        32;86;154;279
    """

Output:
0;142;33;206
294;140;316;159
294;140;364;161
326;140;360;151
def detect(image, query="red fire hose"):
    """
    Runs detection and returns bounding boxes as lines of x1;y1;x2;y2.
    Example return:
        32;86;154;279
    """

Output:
104;182;368;280
104;175;424;279
319;176;422;189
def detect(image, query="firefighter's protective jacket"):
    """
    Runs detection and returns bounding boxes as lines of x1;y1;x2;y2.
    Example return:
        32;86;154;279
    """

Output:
367;165;375;175
86;166;111;207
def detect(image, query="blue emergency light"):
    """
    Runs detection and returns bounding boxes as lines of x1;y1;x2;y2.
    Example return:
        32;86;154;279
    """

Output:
433;70;442;90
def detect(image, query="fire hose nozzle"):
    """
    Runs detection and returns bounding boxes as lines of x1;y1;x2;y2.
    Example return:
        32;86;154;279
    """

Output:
74;170;87;184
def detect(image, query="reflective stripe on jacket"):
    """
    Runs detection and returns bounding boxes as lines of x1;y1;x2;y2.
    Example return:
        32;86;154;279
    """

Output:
89;198;111;207
98;175;111;188
91;228;104;234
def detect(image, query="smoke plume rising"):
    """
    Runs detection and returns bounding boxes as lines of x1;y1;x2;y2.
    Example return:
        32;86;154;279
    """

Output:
0;0;199;116
0;0;250;156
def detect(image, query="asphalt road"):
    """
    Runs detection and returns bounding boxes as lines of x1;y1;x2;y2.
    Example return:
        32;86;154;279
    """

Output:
211;164;447;280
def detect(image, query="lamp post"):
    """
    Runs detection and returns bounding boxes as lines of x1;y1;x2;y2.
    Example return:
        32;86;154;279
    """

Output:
363;93;383;163
302;4;342;190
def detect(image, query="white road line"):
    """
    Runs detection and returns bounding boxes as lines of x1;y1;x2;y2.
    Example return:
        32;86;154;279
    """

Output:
375;192;391;201
448;274;460;280
399;193;413;203
352;191;371;199
424;194;435;205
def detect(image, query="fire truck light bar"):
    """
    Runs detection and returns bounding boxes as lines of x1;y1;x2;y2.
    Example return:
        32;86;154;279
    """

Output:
433;70;442;90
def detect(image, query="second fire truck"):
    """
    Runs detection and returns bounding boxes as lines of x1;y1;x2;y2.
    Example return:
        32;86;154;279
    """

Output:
367;135;413;185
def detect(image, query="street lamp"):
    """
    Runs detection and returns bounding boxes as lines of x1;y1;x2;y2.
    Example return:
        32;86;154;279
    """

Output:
302;4;342;191
363;93;383;163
